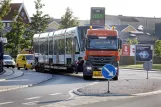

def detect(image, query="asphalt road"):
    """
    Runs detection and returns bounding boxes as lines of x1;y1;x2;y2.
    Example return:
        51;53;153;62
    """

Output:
73;93;161;107
0;69;161;107
0;69;94;107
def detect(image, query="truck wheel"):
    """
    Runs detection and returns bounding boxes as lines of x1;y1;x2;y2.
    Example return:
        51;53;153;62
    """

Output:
83;75;92;80
113;76;118;80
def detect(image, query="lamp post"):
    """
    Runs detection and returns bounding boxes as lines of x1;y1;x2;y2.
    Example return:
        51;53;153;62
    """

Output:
0;32;4;73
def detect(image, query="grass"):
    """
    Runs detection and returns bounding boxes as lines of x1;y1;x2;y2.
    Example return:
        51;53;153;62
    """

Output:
120;64;161;71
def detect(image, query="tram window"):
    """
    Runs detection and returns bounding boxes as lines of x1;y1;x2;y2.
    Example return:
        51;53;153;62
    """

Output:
54;40;58;55
49;37;53;55
44;38;48;55
75;37;79;53
66;38;72;54
40;38;43;54
58;39;65;55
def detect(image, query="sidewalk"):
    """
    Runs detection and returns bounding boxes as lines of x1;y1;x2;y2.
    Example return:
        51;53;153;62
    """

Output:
0;68;25;91
0;68;53;92
0;68;14;79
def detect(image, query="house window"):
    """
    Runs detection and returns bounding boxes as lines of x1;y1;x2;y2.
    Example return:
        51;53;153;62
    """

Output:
7;23;10;27
21;12;25;17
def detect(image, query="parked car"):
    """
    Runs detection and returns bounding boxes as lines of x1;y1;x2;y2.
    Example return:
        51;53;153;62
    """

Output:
3;55;16;68
16;54;34;70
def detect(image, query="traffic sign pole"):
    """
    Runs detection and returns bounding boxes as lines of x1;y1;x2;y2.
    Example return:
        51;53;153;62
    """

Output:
101;64;116;94
107;79;110;93
143;61;152;79
147;70;148;79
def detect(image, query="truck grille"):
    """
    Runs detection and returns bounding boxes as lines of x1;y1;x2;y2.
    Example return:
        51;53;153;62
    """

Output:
88;56;116;66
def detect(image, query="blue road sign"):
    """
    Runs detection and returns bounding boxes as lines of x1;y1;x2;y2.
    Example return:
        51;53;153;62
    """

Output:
101;64;116;79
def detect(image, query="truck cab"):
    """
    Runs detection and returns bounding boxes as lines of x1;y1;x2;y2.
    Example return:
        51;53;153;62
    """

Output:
83;26;122;80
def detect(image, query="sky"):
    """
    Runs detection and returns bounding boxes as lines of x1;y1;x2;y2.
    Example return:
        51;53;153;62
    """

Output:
11;0;161;20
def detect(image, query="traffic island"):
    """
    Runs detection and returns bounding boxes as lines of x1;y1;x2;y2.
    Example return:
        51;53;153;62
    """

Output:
73;79;161;96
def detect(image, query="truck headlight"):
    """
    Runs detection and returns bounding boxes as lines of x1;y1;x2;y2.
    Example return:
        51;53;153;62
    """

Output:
87;66;92;70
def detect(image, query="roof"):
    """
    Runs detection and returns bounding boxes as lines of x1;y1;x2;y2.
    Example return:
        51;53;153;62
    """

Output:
110;25;129;32
2;3;21;20
2;3;31;23
48;18;61;25
118;16;139;22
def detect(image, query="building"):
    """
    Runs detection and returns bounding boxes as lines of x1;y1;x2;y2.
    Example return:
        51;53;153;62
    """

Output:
105;14;161;35
155;23;161;39
1;3;31;34
110;24;158;44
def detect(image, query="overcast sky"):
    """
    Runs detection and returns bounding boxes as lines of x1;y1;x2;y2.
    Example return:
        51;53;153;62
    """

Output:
11;0;161;20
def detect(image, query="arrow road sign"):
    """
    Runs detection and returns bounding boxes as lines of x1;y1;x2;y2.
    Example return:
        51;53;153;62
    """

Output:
104;67;114;77
101;64;116;79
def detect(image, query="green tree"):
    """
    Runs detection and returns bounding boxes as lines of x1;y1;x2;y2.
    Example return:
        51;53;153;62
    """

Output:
0;0;11;30
59;7;79;29
30;0;50;34
154;40;161;57
5;10;27;57
127;38;138;45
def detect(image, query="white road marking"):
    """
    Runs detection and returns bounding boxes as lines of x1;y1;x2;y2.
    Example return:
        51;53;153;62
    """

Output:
66;82;99;100
0;79;6;81
49;93;62;96
0;101;14;105
67;90;75;100
89;82;99;86
22;101;39;105
25;96;41;100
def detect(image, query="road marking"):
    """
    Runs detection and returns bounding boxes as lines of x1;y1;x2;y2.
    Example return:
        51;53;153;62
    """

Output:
0;79;6;81
49;93;62;96
89;82;99;86
25;96;41;100
0;101;14;105
67;90;75;100
22;101;39;105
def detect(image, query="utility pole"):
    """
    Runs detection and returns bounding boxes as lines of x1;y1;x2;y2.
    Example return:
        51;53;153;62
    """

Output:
0;32;4;73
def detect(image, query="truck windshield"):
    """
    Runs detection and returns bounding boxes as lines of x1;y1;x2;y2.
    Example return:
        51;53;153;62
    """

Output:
87;37;118;50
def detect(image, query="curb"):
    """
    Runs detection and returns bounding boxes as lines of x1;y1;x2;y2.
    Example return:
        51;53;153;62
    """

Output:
5;70;24;80
120;68;160;71
1;69;15;78
0;69;6;75
73;89;132;97
27;74;53;87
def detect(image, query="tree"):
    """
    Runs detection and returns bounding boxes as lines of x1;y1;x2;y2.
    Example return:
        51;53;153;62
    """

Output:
59;7;79;29
154;40;161;57
127;38;138;45
30;0;50;34
5;10;27;57
0;0;11;30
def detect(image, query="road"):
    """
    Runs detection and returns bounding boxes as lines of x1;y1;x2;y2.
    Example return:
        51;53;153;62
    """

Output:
0;69;161;107
73;93;161;107
0;69;94;107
